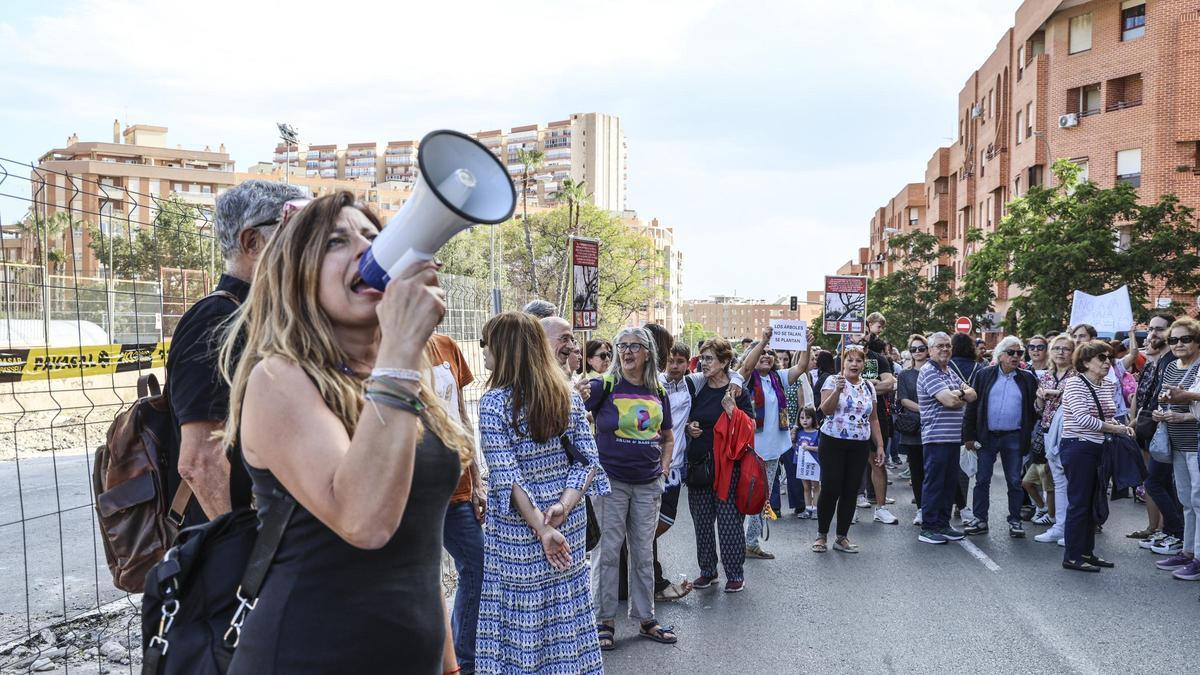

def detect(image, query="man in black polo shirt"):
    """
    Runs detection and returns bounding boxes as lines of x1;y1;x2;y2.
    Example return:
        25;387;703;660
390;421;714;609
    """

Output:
166;180;305;525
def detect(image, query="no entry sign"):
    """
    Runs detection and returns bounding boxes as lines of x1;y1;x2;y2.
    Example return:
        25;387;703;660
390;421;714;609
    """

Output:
955;316;973;334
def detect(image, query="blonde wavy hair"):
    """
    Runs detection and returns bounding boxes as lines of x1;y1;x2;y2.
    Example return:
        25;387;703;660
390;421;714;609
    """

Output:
219;191;473;469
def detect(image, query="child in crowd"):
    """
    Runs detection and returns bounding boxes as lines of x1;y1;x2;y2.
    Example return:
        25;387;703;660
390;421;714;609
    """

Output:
794;406;821;519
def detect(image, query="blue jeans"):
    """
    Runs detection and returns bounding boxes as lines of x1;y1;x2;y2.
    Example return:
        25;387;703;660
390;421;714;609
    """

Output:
921;442;961;530
973;430;1024;525
1145;457;1184;538
1060;437;1102;562
442;500;483;671
777;449;805;512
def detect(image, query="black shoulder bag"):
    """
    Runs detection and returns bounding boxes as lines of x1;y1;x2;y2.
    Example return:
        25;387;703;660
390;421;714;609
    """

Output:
141;471;294;675
560;431;601;552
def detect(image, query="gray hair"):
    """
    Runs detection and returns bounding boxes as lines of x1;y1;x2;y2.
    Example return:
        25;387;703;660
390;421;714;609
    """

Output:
928;331;951;344
523;299;558;319
992;336;1024;364
609;327;661;389
215;180;307;259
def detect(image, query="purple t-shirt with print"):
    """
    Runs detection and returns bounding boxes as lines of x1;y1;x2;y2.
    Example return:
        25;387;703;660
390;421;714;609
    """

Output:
586;377;673;485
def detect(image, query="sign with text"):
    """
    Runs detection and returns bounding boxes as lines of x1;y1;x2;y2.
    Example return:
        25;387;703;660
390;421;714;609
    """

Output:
571;237;600;330
823;275;868;334
1069;285;1133;336
769;319;808;351
955;316;973;334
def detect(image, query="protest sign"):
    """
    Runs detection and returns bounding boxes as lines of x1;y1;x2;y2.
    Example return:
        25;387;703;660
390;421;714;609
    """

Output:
769;319;808;351
823;276;867;334
1069;286;1133;336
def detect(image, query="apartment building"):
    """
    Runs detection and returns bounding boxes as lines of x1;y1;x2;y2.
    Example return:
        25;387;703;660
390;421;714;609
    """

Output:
620;211;684;334
269;112;628;212
31;121;237;277
682;295;817;342
839;0;1200;314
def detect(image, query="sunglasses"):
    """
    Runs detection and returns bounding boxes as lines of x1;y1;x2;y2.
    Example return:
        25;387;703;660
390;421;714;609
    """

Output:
1028;344;1047;351
1094;353;1111;362
594;352;612;360
1003;349;1023;357
909;345;928;353
1168;335;1197;346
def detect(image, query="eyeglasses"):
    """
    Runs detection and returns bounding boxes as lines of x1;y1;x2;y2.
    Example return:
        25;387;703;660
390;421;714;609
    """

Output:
556;333;578;345
932;344;952;350
698;355;717;363
616;343;645;353
1168;335;1197;346
594;352;612;360
1051;346;1072;353
1095;353;1111;363
909;345;928;353
1028;344;1047;352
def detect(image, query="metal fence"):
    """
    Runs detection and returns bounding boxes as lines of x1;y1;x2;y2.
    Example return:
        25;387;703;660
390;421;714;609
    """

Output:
0;156;534;673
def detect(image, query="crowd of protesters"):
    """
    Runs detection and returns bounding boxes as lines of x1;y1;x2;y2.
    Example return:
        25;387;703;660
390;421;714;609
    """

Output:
150;183;1200;674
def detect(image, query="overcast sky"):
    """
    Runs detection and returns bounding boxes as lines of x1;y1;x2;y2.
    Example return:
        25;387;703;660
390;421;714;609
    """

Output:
0;0;1022;300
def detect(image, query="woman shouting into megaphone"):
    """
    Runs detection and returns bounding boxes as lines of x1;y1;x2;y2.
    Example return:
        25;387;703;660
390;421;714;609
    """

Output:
219;191;475;673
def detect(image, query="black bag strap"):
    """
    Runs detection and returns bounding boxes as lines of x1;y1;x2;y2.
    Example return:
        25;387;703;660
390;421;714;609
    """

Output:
222;494;296;649
1080;377;1106;423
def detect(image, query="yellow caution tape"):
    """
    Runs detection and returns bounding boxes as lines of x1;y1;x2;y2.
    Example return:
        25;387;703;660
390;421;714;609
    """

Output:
0;341;171;383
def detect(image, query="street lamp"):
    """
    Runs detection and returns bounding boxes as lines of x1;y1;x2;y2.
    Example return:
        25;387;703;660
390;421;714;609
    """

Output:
277;123;300;185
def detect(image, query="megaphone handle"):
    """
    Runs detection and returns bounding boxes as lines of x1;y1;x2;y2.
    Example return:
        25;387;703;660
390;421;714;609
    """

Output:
386;248;435;282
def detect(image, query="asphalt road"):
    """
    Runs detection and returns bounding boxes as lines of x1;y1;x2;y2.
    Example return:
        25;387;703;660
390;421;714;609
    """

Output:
602;460;1198;675
0;451;128;647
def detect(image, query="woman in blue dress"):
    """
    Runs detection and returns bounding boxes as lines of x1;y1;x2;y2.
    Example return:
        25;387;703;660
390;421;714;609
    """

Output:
476;312;610;674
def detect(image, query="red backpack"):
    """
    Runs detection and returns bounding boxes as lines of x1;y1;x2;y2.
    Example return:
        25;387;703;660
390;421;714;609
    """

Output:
733;448;768;516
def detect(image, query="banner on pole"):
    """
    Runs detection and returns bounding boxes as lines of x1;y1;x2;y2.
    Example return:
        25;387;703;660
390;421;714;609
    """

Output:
823;276;868;335
571;238;600;330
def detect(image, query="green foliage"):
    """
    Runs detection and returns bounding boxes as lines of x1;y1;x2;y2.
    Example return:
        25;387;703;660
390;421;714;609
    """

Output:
962;159;1200;336
679;321;718;350
867;230;990;346
808;312;842;351
88;195;219;280
440;203;664;336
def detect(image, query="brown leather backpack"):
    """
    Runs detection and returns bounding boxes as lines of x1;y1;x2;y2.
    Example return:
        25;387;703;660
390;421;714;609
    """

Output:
93;372;193;593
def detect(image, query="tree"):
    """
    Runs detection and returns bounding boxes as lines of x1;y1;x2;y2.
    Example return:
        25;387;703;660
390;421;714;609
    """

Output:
88;195;220;281
515;147;545;293
680;321;718;350
808;312;842;351
962;159;1200;336
867;230;990;346
18;211;73;270
551;178;592;310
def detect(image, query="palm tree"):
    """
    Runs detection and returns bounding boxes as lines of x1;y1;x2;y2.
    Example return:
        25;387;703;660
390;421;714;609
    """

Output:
552;179;593;312
515;147;544;292
19;211;72;270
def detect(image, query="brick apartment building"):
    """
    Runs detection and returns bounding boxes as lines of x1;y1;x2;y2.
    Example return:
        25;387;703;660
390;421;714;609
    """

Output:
272;112;629;212
621;211;685;335
682;291;823;342
29;121;237;277
840;0;1200;315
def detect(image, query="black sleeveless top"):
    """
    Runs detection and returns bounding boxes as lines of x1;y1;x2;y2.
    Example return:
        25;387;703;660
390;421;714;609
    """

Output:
227;431;461;674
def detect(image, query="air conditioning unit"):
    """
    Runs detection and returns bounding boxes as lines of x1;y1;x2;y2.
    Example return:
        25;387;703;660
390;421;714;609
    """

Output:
970;104;984;119
1058;113;1079;128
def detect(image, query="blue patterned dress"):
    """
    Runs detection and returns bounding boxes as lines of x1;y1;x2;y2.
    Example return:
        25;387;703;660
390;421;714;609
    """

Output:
476;388;610;674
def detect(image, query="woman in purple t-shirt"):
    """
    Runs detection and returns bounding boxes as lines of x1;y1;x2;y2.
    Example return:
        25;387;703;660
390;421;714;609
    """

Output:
583;327;676;650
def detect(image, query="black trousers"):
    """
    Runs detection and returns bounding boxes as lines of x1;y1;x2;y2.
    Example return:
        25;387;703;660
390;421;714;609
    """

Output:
817;433;872;537
901;443;924;506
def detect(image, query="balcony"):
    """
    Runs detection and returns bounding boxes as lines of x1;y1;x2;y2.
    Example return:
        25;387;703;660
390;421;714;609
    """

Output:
347;150;375;159
544;136;571;149
319;169;337;178
507;131;537;144
1107;99;1142;112
348;158;376;167
385;156;415;166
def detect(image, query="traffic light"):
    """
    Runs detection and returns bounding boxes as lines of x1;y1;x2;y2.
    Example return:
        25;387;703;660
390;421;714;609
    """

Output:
790;296;798;311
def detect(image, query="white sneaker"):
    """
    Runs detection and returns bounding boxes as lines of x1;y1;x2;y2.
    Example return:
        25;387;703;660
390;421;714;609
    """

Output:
913;512;923;526
1151;536;1184;556
961;507;974;521
852;511;859;524
1057;537;1065;547
874;507;898;525
1034;528;1063;543
1032;511;1053;526
856;495;871;509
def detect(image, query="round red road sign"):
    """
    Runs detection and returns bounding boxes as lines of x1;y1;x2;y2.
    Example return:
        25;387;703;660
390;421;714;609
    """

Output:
955;316;973;334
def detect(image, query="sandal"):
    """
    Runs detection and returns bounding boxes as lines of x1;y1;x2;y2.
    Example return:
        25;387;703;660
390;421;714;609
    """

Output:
596;624;615;651
833;536;859;553
812;537;828;553
655;580;693;601
639;620;677;644
1127;528;1155;539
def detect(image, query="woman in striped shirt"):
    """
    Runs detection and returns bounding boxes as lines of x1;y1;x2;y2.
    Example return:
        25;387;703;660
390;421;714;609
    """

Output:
1059;340;1136;573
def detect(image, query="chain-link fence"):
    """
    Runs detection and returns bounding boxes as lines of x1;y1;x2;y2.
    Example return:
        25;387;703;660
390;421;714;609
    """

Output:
0;156;536;673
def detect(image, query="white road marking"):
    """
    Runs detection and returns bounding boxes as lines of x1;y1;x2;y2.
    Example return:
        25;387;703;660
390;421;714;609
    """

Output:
957;538;1001;572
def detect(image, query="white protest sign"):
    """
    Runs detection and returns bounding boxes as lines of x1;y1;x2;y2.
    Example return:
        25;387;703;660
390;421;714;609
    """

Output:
769;319;808;351
1069;286;1134;335
797;448;820;481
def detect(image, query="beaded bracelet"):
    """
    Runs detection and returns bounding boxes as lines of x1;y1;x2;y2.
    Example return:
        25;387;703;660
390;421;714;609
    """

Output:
365;375;420;398
364;389;425;415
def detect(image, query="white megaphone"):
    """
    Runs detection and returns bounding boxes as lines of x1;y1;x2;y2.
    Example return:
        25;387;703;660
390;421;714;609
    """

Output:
359;129;516;290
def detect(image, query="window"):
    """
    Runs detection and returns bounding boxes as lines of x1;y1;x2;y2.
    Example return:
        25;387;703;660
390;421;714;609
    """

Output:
1117;148;1142;187
988;90;994;119
1106;73;1143;111
1069;13;1093;54
1025;102;1033;138
980;150;986;176
959;119;964;144
1076;158;1089;183
1014;175;1021;197
1017;46;1025;80
1121;1;1146;41
1016;111;1023;145
1029;165;1043;188
1080;83;1102;116
909;207;919;226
